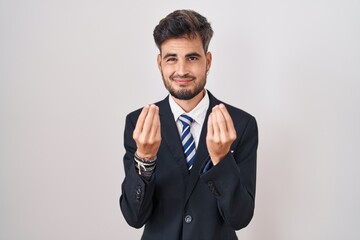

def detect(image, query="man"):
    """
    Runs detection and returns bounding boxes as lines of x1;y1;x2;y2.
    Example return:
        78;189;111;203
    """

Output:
120;9;258;240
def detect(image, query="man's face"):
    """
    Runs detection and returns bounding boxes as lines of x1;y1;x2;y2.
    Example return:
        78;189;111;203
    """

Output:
157;35;212;100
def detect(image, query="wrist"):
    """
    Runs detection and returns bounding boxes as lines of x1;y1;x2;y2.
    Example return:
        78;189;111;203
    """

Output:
209;153;226;165
134;153;157;178
135;151;157;161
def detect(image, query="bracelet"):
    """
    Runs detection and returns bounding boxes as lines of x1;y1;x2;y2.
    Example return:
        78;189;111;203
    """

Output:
134;152;157;163
134;159;156;175
134;153;157;175
137;163;156;172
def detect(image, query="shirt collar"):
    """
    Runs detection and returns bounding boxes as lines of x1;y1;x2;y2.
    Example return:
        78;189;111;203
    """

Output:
168;89;210;126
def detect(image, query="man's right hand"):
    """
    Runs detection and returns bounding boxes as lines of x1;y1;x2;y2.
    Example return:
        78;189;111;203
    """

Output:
132;104;161;160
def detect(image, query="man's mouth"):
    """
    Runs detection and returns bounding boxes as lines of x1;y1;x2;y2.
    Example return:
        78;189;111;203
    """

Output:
173;78;193;83
171;75;195;84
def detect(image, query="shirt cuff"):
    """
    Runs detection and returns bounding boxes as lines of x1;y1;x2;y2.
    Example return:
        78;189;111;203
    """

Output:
201;159;214;174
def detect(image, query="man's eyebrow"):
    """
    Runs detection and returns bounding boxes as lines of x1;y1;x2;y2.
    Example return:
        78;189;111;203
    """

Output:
162;52;202;59
185;52;202;58
163;53;177;59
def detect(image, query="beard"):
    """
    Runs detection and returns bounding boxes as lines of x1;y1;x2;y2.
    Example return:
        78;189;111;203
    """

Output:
161;72;207;100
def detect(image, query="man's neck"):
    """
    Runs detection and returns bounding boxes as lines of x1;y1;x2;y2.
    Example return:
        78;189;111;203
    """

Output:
172;89;206;113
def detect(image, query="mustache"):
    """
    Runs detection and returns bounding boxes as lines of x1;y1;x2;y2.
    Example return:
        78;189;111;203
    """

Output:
170;74;196;81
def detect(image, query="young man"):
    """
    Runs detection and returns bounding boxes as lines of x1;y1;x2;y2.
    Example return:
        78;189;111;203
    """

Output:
120;9;258;240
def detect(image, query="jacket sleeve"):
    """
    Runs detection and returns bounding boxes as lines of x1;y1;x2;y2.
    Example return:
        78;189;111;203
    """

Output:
200;115;258;230
119;113;156;228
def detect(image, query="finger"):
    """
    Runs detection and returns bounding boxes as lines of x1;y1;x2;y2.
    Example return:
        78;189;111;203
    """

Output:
155;115;161;140
207;112;214;137
142;104;157;135
219;104;236;139
133;105;150;138
149;106;161;140
213;105;228;142
211;106;221;141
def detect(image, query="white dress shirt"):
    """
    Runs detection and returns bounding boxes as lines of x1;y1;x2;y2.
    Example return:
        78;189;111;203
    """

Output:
168;90;210;149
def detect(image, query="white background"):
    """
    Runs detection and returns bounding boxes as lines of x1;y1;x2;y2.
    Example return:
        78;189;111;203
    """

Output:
1;0;359;239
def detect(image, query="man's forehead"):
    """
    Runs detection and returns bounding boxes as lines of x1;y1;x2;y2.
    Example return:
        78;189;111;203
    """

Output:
160;36;204;55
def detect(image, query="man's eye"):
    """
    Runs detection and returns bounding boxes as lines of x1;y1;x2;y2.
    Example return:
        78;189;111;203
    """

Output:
166;58;176;62
188;56;198;61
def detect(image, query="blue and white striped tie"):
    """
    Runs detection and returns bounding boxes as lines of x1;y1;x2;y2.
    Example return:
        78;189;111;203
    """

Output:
179;114;196;170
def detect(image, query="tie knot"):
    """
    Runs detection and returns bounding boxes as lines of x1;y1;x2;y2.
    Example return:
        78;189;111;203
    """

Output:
179;114;193;127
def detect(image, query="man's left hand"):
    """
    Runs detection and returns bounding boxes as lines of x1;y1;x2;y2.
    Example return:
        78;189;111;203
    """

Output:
206;104;237;165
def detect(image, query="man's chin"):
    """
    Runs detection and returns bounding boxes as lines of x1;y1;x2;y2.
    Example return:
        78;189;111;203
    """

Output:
171;94;195;100
169;89;204;100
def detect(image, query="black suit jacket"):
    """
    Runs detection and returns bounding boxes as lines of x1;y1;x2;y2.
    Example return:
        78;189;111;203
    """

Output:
120;91;258;240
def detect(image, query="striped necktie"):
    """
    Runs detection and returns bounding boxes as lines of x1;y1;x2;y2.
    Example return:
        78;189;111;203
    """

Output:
179;114;196;170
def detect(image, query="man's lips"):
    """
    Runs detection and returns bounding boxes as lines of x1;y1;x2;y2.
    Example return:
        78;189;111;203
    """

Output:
171;75;195;84
173;78;193;83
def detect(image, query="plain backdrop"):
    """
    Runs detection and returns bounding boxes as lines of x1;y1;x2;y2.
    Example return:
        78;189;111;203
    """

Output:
1;0;359;239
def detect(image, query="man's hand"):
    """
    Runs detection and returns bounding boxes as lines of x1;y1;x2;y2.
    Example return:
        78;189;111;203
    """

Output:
133;104;161;160
206;104;237;165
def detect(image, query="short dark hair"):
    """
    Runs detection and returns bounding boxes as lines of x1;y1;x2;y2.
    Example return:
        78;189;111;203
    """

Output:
153;9;213;52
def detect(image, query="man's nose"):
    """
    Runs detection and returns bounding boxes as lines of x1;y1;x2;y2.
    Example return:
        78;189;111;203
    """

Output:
176;60;188;76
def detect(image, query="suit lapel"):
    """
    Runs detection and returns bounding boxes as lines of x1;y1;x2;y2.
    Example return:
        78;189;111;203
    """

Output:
184;91;221;204
157;92;222;204
158;97;189;178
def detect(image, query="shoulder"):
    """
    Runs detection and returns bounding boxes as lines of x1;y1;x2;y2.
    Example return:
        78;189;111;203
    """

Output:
223;102;255;123
208;91;256;124
221;102;257;133
207;90;257;137
209;94;258;147
211;97;258;143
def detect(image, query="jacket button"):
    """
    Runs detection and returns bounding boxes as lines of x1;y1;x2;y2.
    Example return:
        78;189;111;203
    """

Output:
184;215;192;223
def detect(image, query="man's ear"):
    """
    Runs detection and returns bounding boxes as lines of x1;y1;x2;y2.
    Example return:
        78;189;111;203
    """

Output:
206;52;212;72
157;54;162;71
